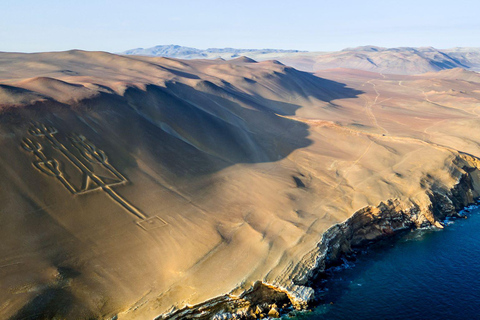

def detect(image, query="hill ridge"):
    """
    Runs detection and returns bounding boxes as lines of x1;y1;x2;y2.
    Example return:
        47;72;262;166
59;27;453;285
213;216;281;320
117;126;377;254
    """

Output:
121;45;480;75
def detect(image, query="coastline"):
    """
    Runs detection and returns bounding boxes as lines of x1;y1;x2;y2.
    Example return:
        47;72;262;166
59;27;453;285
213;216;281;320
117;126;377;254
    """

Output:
157;153;480;320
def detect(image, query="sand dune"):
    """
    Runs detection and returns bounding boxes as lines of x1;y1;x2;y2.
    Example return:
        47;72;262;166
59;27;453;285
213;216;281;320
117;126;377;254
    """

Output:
0;84;49;108
1;51;480;319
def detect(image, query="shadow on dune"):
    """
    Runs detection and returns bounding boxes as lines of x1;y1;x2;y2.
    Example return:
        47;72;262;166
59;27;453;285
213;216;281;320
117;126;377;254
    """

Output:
8;267;92;320
9;287;76;320
113;77;362;176
3;70;363;178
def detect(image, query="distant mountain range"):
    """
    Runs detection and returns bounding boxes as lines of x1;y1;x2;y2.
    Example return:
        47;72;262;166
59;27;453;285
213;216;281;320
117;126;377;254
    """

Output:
120;45;480;75
121;45;305;59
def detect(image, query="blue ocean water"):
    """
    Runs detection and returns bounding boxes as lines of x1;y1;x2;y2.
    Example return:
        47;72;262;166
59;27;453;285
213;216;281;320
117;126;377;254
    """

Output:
290;206;480;320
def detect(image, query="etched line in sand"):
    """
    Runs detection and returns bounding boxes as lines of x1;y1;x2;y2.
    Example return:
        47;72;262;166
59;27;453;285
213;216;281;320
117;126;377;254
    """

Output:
137;216;168;230
69;133;127;193
22;122;168;227
363;79;388;135
21;137;77;194
70;133;126;183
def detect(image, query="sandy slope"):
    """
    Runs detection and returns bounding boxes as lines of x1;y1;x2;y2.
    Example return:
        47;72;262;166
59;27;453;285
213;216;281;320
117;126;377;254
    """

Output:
0;51;480;319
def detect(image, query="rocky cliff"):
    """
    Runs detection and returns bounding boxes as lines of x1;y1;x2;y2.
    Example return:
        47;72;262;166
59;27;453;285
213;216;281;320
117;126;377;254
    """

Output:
159;153;480;319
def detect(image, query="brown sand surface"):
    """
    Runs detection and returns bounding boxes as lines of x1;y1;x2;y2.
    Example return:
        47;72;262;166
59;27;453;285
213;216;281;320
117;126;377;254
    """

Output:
0;51;480;319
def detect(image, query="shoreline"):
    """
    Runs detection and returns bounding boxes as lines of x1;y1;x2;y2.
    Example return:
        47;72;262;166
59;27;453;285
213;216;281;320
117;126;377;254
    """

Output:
290;202;480;319
157;153;480;320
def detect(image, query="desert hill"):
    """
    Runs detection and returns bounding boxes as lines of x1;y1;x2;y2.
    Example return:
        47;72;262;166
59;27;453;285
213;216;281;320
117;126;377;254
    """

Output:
281;46;480;74
121;45;480;75
1;51;480;319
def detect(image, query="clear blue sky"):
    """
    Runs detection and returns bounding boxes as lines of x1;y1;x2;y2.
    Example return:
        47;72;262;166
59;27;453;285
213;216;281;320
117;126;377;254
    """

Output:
1;0;479;53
